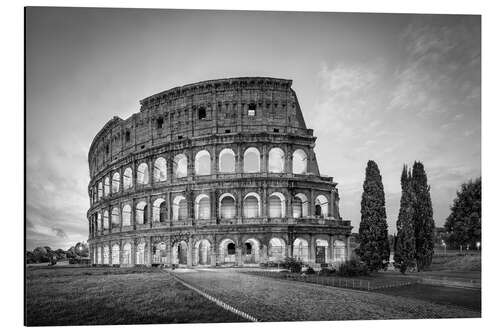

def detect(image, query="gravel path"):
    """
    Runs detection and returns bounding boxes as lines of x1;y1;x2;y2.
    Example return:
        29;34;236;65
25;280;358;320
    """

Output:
174;269;479;321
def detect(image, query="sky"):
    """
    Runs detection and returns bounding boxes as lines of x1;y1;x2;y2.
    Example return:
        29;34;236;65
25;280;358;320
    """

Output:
26;8;481;250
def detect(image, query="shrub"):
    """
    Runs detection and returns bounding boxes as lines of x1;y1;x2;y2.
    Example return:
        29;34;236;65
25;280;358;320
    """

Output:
305;267;316;275
282;257;303;273
337;260;369;277
319;268;336;276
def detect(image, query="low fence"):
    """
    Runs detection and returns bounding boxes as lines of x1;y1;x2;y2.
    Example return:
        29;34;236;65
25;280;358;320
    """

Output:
243;270;415;291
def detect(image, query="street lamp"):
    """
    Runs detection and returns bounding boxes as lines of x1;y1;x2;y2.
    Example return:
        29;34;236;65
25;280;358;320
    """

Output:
476;241;481;251
441;240;447;255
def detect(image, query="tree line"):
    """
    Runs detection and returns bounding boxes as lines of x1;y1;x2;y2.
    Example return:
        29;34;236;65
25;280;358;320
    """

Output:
26;242;89;264
356;160;480;274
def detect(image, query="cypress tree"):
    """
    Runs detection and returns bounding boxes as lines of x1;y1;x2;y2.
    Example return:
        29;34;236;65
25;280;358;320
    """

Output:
412;161;435;271
394;165;416;274
356;160;390;271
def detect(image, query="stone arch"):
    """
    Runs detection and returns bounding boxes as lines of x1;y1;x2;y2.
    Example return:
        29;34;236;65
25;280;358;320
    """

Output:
104;176;110;196
293;238;309;262
136;242;146;265
153;157;167;182
103;210;109;230
194;239;211;265
219;193;236;219
122;204;132;226
172;241;188;265
97;181;103;199
292;149;308;174
243;192;261;218
137;162;149;185
152;241;168;264
135;201;148;224
195;150;211;176
315;195;329;217
243;147;260;173
152;198;167;223
334;240;347;262
111;244;120;265
112;172;120;193
173;153;188;178
269;192;286;218
315;238;329;263
111;207;120;228
268;147;285;173
195;194;210;220
219;148;235;173
123;167;133;189
122;242;132;265
293;193;309;218
172;195;187;221
268;237;286;261
242;238;260;264
219;238;237;264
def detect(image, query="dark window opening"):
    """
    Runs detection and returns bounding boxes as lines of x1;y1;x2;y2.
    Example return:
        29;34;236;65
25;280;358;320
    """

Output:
105;145;109;154
225;129;231;134
141;144;145;149
245;243;252;255
227;243;236;255
178;135;183;140
315;204;323;217
156;117;164;129
248;103;256;116
125;130;131;142
273;128;279;133
198;107;207;120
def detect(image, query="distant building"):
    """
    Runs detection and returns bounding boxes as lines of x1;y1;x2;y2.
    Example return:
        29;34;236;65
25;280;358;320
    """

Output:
87;77;352;268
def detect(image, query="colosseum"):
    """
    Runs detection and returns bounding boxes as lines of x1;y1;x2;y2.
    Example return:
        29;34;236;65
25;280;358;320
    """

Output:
87;77;352;269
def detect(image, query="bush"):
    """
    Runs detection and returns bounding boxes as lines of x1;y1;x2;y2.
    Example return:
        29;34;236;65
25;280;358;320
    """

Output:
282;257;303;273
319;268;336;276
337;260;369;277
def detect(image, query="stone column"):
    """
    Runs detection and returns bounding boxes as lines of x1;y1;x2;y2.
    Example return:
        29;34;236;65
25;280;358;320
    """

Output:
131;241;136;266
147;195;153;227
187;237;193;267
148;237;153;267
309;236;315;264
346;235;351;261
236;247;243;266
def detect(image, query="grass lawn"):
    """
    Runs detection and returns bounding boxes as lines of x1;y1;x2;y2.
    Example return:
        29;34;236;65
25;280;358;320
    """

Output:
372;284;481;312
25;266;246;326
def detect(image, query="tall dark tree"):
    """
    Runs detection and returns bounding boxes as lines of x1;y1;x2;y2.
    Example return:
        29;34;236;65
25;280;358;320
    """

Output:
356;160;390;271
444;178;481;249
411;161;435;271
394;165;416;274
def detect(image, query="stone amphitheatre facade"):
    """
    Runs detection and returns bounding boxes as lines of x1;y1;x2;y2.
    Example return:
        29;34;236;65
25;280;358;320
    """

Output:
87;77;352;268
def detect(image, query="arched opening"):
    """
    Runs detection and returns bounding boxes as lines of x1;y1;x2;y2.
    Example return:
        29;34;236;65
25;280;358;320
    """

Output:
152;242;168;265
111;244;120;265
122;205;131;226
219;239;236;264
334;240;347;262
122;243;132;266
243;238;260;264
315;239;329;264
195;150;211;176
293;238;309;263
292;149;308;174
97;246;103;265
104;177;110;196
97;212;102;231
268;238;286;262
172;195;187;221
97;181;103;200
243;147;260;173
152;198;166;223
112;172;120;193
269;192;286;218
268;147;285;173
219;194;236;219
292;193;309;218
153;157;167;182
173;154;188;178
219;148;235;173
195;239;211;265
103;246;109;265
136;242;146;265
111;207;119;228
123;167;133;189
198;107;207;120
135;201;148;224
172;241;188;265
195;194;210;220
315;195;329;217
243;192;260;218
137;163;149;185
103;211;109;230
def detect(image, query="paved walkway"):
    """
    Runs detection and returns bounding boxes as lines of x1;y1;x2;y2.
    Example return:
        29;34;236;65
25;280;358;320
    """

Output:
173;269;479;321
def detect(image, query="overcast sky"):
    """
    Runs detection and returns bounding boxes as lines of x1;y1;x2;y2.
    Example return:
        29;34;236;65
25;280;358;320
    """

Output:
26;8;481;250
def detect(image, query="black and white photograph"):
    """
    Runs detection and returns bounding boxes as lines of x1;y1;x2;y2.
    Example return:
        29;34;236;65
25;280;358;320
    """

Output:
16;1;495;330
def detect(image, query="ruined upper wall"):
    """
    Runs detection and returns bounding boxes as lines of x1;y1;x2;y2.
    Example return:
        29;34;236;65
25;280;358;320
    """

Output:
88;77;315;177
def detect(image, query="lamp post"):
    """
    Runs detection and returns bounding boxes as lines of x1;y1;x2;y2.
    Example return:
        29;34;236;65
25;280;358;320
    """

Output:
441;240;447;255
476;241;481;251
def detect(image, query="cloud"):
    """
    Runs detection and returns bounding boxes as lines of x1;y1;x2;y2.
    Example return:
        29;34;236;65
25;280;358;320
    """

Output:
52;227;68;239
